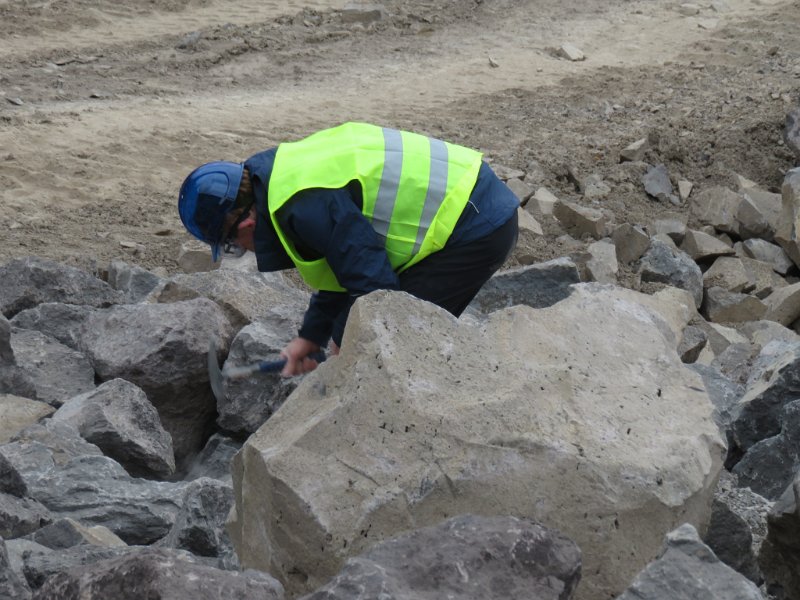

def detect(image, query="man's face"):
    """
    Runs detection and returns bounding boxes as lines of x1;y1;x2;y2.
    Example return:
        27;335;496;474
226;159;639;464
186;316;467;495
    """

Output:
227;208;257;253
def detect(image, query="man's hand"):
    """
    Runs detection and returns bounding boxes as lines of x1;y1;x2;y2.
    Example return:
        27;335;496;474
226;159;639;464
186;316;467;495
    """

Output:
280;337;322;377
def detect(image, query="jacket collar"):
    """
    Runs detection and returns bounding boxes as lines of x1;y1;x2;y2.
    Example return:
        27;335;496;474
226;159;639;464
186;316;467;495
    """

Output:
244;149;294;272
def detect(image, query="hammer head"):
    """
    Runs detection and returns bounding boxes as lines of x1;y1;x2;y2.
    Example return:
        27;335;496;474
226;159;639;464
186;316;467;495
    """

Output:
207;338;226;404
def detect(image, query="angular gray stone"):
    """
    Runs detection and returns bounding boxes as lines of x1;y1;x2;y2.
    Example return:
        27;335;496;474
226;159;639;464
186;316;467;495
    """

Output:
0;493;51;539
742;238;794;275
678;325;707;363
158;478;236;567
611;223;650;265
740;257;787;299
759;474;800;599
106;261;163;303
702;287;767;324
147;269;306;331
586;239;618;284
741;188;782;241
79;299;234;465
0;257;122;319
738;320;800;348
21;455;186;545
300;515;581;600
620;137;649;163
504;178;534;205
553;200;607;239
731;342;800;453
27;518;126;550
763;282;800;327
690;186;742;236
733;399;800;500
32;548;284;600
2;421;102;473
467;258;580;314
638;240;704;308
11;303;94;351
0;453;27;498
642;164;679;205
217;322;300;435
340;3;388;23
702;257;751;293
711;342;759;387
737;193;773;241
21;543;130;590
688;363;744;439
786;107;800;161
681;229;735;262
184;434;242;484
6;329;96;408
52;379;175;479
0;536;30;600
705;499;761;583
615;524;763;600
653;217;687;245
0;395;54;445
775;167;800;268
0;315;12;364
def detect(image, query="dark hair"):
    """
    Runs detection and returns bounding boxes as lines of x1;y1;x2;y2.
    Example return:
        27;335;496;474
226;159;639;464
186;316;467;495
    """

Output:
221;167;255;237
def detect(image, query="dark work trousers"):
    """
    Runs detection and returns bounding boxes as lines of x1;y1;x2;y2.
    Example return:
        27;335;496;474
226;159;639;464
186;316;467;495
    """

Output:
397;210;518;317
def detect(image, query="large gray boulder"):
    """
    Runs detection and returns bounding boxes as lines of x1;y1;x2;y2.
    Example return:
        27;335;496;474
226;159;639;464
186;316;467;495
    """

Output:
230;286;723;600
79;298;233;465
300;515;581;600
0;536;30;600
6;329;96;407
731;342;800;453
0;257;122;319
615;524;763;599
733;399;800;501
52;379;175;479
31;547;284;600
8;453;185;545
759;474;800;599
10;303;95;351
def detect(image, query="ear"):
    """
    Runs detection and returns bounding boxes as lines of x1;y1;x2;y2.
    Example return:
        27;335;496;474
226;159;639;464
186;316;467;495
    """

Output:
239;210;257;230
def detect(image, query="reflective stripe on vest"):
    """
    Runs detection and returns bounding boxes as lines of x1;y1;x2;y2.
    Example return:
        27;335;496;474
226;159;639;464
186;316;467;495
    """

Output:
267;122;482;291
373;129;451;256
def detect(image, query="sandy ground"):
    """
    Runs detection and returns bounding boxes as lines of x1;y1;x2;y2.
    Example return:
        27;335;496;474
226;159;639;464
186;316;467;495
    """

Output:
0;0;798;274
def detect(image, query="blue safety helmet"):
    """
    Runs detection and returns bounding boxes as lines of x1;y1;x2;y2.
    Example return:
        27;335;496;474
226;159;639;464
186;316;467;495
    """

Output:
178;161;245;262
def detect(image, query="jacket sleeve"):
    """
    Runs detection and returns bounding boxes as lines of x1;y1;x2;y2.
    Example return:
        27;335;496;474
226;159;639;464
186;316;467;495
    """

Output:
278;187;400;347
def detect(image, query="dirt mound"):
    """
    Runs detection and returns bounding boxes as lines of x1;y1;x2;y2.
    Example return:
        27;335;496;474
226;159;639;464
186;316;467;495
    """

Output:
0;0;797;273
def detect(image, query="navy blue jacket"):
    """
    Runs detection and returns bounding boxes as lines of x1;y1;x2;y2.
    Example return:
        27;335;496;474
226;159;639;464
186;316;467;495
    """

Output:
244;148;518;347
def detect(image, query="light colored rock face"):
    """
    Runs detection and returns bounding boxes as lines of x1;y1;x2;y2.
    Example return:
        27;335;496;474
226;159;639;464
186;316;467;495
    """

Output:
776;168;800;268
0;395;54;444
230;287;725;600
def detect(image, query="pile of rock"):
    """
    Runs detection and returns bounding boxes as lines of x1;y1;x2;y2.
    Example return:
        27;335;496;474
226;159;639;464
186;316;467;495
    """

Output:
1;151;800;597
0;241;800;599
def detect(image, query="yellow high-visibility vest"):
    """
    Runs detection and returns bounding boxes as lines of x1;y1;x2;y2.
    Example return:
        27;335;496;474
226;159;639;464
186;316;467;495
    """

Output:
267;122;483;291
